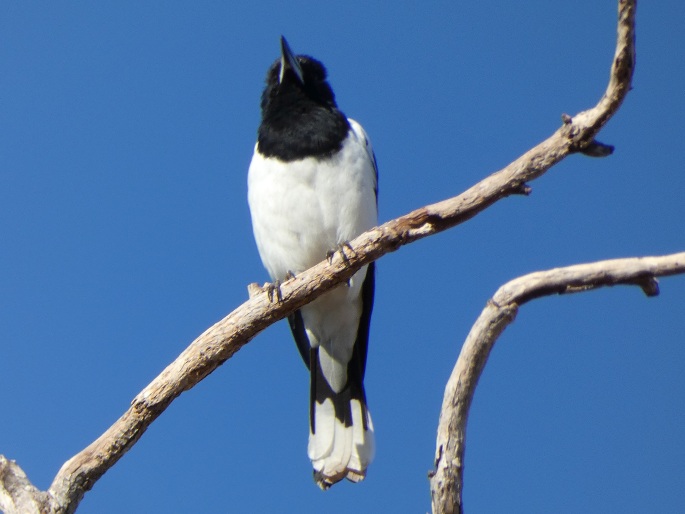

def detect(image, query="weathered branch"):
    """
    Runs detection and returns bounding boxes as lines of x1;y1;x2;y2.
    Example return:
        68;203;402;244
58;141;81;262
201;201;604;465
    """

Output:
429;251;685;514
0;457;48;514
0;1;638;513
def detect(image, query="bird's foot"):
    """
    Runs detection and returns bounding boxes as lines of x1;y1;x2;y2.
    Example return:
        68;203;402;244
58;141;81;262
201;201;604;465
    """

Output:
265;280;283;303
326;241;356;267
326;243;356;286
264;271;296;303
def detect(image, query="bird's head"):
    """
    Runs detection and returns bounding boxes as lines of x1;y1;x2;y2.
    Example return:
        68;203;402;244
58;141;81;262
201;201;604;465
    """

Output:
260;36;339;113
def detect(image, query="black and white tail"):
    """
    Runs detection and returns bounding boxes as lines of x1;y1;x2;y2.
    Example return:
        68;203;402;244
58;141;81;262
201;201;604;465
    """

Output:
288;262;376;488
307;346;375;489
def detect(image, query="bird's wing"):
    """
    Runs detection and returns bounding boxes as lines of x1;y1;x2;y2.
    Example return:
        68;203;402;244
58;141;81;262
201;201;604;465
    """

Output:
348;118;378;201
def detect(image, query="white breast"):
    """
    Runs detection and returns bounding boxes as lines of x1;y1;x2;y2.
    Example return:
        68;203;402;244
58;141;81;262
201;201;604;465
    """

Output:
247;119;378;282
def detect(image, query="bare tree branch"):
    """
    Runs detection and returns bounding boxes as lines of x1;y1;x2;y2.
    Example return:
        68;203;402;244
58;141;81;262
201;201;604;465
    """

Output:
0;457;48;514
429;252;685;514
0;0;639;513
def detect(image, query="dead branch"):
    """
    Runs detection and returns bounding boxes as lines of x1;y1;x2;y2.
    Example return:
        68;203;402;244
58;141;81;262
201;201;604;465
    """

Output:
0;0;638;513
429;252;685;514
0;457;48;514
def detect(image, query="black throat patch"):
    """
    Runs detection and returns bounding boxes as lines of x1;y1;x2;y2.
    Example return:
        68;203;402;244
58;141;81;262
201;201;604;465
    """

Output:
257;55;351;162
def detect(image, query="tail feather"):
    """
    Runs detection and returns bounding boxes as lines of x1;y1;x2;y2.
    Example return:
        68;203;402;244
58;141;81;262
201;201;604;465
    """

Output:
308;397;375;489
347;399;374;475
308;348;374;489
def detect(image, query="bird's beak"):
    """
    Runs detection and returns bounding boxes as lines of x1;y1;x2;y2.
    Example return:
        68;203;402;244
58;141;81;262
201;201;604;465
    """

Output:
280;36;304;85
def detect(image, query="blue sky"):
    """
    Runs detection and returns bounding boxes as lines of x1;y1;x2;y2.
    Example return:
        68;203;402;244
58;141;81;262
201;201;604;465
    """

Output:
1;2;684;513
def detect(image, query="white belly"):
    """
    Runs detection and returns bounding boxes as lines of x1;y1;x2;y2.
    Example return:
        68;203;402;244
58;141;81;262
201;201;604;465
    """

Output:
247;120;377;384
247;122;377;282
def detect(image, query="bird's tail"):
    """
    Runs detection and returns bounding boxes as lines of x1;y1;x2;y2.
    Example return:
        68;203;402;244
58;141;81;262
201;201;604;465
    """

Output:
307;348;375;489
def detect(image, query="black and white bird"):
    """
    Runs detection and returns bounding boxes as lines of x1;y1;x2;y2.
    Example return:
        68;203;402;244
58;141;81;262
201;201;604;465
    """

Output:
247;37;378;489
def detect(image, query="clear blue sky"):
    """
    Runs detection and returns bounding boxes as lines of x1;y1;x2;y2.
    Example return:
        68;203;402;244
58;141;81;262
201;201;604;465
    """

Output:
1;2;684;513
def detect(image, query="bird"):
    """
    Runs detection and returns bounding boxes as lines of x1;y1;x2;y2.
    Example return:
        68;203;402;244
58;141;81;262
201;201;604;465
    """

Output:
247;36;378;489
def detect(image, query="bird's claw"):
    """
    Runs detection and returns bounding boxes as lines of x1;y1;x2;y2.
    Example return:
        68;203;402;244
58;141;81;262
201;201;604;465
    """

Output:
265;271;296;303
265;280;283;303
326;241;356;266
